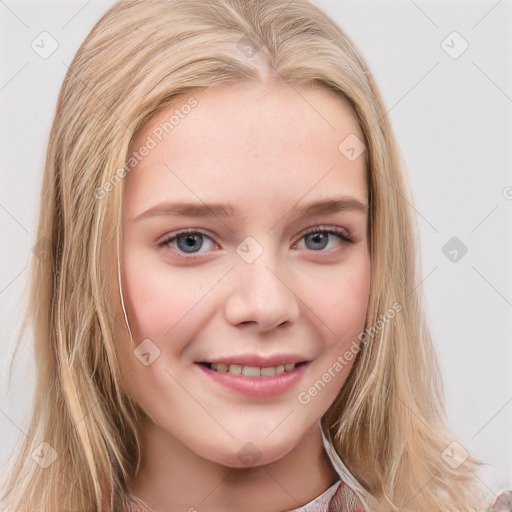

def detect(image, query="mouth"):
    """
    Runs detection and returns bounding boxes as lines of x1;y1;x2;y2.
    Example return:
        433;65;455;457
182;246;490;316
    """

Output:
195;358;310;397
197;361;308;378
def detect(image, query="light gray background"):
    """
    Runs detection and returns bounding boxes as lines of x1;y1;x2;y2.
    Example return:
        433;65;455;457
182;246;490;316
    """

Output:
1;0;511;503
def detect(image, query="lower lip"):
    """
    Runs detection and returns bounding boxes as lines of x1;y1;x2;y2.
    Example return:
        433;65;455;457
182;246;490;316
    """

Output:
196;363;309;397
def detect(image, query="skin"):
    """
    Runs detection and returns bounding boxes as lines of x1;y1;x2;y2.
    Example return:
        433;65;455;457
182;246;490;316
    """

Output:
117;81;371;512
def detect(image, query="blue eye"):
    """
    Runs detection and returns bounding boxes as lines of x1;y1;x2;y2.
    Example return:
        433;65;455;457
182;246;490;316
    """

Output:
173;233;206;253
157;226;353;261
158;229;217;258
296;227;352;251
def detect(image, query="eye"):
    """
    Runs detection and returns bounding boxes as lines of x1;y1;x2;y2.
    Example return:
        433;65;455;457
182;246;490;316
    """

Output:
157;229;218;259
293;226;353;252
157;225;353;261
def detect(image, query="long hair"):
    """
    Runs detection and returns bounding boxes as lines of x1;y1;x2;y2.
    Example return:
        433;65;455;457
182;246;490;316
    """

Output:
1;0;485;510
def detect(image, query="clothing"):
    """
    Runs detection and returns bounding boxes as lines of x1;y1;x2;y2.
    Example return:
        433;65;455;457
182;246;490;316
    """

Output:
284;479;341;511
125;423;512;511
126;487;512;512
486;490;512;511
283;478;366;512
126;423;367;512
127;479;365;512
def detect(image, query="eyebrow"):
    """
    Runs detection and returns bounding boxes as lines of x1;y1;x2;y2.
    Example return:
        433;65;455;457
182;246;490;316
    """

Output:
133;196;368;222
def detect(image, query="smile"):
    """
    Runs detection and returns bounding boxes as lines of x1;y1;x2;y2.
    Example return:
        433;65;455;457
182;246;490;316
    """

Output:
195;361;310;397
201;362;306;377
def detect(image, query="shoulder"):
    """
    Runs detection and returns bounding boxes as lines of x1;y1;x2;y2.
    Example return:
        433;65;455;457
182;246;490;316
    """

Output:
328;480;366;512
327;486;512;512
485;490;512;511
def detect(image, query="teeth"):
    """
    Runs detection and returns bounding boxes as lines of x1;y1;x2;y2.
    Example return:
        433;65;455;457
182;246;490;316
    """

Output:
228;364;242;375
209;362;298;377
242;366;261;377
260;366;276;377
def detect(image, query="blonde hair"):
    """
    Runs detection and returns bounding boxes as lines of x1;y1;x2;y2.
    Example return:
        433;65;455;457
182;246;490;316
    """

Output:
1;0;486;510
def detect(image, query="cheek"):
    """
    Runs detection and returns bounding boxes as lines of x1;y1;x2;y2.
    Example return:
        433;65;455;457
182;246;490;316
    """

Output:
295;252;370;402
297;263;370;411
121;250;208;341
314;253;371;345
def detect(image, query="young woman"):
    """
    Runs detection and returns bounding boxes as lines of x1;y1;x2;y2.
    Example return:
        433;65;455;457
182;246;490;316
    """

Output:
1;0;501;510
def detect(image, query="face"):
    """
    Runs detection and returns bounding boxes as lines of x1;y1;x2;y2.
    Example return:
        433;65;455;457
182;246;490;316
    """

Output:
117;81;371;468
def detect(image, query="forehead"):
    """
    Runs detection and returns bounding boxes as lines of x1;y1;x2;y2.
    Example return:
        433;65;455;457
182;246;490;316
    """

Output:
123;82;367;218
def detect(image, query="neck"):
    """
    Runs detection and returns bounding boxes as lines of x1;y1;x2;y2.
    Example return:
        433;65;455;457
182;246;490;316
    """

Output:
129;420;339;512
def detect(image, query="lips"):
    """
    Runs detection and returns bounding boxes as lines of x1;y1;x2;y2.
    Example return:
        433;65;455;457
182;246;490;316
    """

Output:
196;354;309;377
196;353;309;367
196;357;310;397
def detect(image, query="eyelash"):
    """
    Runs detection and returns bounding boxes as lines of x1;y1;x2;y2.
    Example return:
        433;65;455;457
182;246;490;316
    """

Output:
157;226;353;261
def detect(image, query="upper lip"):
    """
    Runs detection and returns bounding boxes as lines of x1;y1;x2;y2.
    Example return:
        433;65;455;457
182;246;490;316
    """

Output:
197;354;310;367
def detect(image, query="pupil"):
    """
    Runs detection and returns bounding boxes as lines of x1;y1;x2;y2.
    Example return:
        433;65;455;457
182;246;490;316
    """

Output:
306;233;328;250
177;234;203;253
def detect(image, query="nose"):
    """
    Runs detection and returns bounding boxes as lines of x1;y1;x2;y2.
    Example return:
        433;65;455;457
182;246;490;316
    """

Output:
223;248;300;333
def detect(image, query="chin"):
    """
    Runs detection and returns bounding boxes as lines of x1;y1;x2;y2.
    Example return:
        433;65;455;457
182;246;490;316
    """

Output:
196;427;307;469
